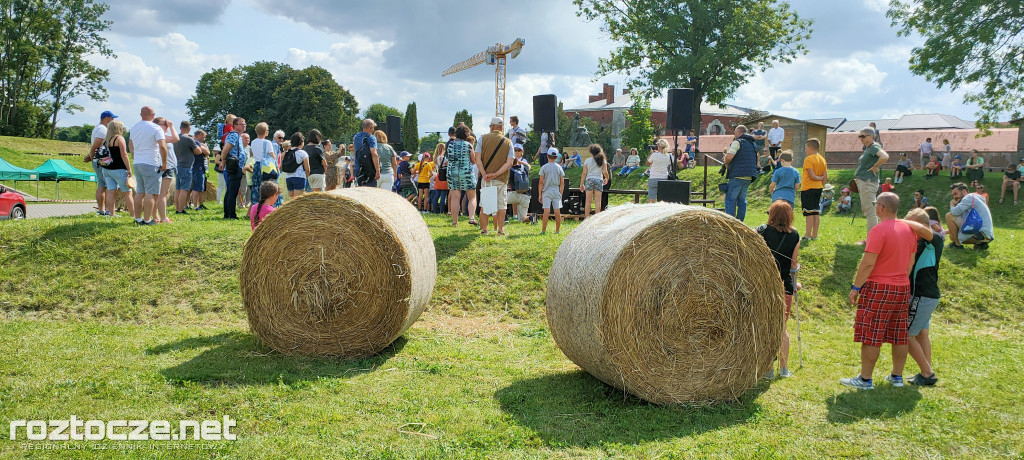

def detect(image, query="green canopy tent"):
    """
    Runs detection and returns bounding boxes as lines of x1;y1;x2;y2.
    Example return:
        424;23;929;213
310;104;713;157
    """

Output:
0;156;39;181
31;159;96;200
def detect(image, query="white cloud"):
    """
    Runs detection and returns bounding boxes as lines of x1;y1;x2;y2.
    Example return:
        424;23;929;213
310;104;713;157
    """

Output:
91;52;183;97
863;0;889;13
151;33;232;70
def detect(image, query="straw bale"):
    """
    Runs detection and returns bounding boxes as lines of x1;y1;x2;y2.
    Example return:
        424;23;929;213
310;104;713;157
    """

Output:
240;187;436;357
546;203;783;404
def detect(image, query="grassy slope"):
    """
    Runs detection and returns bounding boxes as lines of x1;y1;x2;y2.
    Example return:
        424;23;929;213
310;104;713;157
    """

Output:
1;204;1022;457
0;133;1022;456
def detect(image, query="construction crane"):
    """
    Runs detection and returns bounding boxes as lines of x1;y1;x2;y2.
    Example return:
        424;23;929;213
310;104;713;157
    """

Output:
441;38;525;122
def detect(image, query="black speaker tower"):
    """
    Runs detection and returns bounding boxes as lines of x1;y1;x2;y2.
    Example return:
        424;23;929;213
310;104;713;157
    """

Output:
666;88;695;132
532;94;558;133
386;115;402;144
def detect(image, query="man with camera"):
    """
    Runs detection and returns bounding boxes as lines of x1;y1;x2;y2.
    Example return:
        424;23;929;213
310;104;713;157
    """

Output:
722;125;759;220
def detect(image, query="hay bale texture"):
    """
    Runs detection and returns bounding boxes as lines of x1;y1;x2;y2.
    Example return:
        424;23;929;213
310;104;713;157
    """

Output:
546;203;784;404
240;187;436;357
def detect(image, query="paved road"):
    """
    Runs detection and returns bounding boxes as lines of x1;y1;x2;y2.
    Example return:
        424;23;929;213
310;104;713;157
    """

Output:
25;202;98;219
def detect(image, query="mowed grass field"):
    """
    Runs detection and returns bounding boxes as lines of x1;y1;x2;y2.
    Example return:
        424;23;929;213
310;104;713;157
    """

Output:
1;135;1023;457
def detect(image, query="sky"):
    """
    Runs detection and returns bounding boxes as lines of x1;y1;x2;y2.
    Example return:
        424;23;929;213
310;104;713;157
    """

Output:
63;0;981;135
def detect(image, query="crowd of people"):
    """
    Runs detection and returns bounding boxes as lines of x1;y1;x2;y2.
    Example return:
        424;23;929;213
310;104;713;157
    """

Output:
83;108;1008;389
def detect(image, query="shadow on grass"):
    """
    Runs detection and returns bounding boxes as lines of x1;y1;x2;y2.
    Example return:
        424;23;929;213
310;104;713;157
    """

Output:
826;386;922;423
148;332;405;386
496;370;766;447
433;233;479;261
37;220;124;243
819;243;865;295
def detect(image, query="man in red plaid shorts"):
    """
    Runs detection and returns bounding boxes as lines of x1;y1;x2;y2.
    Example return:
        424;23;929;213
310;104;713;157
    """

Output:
841;192;918;390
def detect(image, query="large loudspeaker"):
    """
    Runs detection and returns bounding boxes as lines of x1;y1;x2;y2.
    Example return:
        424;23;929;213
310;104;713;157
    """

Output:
533;94;558;133
657;180;691;205
666;88;695;133
386;115;402;144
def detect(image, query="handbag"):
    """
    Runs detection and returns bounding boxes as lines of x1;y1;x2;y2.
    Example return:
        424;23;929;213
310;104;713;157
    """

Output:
848;179;859;194
225;153;240;175
437;156;447;182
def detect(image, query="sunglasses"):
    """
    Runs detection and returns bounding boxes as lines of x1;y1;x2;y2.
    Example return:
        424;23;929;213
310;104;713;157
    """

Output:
858;135;868;139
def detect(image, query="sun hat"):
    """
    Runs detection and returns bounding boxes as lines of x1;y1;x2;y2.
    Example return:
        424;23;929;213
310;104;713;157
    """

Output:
824;183;835;191
400;151;411;158
841;187;850;193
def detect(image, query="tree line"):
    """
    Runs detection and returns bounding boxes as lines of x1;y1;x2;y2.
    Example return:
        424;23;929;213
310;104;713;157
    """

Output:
0;0;113;138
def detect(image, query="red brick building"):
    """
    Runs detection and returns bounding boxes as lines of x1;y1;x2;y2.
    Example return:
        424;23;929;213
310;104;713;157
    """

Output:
565;84;752;138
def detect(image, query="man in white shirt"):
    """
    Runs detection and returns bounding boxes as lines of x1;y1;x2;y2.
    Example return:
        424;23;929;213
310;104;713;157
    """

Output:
86;111;116;215
767;120;785;169
128;106;169;225
507;115;528;146
918;138;934;169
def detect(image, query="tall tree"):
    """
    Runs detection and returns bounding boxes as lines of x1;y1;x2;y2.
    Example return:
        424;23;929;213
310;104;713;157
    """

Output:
45;0;113;138
186;67;242;135
402;102;419;153
231;61;293;132
272;66;359;142
620;96;655;160
0;0;60;136
888;0;1024;129
453;109;472;133
363;103;401;126
574;0;812;132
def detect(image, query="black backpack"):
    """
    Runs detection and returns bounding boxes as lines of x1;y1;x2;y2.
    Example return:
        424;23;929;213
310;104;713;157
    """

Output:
281;148;300;173
355;137;375;185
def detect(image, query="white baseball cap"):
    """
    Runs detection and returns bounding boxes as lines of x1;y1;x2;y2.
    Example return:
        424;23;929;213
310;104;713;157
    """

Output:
490;117;503;126
546;147;559;157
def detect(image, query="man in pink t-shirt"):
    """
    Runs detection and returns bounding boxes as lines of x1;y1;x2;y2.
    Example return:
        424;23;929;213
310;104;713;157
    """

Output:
841;192;918;390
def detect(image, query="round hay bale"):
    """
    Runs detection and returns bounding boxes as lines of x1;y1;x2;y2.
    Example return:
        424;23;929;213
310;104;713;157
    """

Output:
546;203;784;404
240;187;436;357
203;181;217;202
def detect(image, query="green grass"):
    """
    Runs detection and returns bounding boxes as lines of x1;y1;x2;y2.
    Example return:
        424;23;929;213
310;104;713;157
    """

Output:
1;136;1023;456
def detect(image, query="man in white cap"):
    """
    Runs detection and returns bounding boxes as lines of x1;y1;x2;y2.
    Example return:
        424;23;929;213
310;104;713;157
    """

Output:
476;117;515;235
86;110;117;215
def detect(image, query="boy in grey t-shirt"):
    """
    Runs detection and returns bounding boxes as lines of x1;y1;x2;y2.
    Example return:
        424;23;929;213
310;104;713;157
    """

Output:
539;148;566;234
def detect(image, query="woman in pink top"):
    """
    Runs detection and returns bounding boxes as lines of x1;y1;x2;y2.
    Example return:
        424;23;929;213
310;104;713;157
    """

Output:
250;181;280;230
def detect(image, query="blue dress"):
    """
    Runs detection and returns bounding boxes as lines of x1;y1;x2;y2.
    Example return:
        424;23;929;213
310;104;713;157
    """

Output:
446;140;476;191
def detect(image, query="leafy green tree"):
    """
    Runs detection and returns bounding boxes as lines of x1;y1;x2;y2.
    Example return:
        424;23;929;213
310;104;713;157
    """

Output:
363;103;401;126
574;0;812;132
453;109;473;133
231;61;293;132
402;102;419;153
54;124;93;142
0;0;113;138
620;96;655;160
186;67;241;135
419;134;441;154
187;64;359;144
272;66;359;142
44;0;113;138
888;0;1024;129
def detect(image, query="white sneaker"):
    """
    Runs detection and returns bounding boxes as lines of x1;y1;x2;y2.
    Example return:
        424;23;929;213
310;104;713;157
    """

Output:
840;375;874;390
779;368;793;378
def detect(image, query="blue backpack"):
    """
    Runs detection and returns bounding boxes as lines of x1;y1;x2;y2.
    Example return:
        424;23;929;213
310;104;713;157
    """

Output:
510;164;530;193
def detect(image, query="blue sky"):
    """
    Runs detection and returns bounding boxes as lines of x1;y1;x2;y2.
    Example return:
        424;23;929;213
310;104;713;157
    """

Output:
66;0;980;134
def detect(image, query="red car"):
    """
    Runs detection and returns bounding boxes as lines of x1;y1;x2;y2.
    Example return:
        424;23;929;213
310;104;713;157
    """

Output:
0;185;26;219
